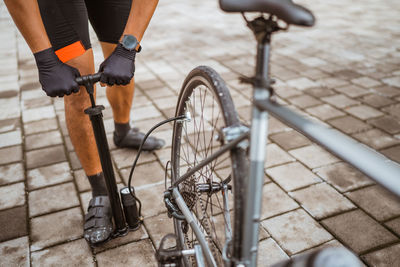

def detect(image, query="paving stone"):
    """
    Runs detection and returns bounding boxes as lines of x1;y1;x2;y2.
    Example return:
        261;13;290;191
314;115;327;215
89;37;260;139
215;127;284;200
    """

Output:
371;85;400;98
0;90;18;99
0;145;22;165
382;76;400;88
26;145;66;169
289;145;339;169
260;183;299;219
0;182;25;210
269;131;311;151
362;243;400;267
0;236;29;267
237;105;251;122
288;95;322;108
22;97;52;110
320;77;351;88
333;70;362;80
20;81;40;91
314;162;373;192
360;94;395;108
24;130;63;151
0;130;21;149
79;191;92;212
345;185;400;222
265;143;295;168
0;98;20;120
120;161;165;187
292;239;346;258
327;116;371;134
96;239;155;266
30;207;83;251
382;103;400;119
266;162;321;192
64;136;74;151
27;162;72;190
68;151;82;170
22;105;55;123
31;239;94;266
135;183;166;218
335;85;369;98
144;212;175;248
154;147;172;168
380;145;400;163
262;209;332;255
345;105;383;120
351;77;381;88
305;104;345;121
321;94;359;109
131;105;162;122
301;69;330;80
29;182;79;217
257;238;289;266
0;206;27;242
269;117;292;134
0;118;20;134
290;183;355;219
321;210;397;254
385;217;400;236
111;148;157;169
274;86;302;98
287;77;319;90
368;116;400;134
352;129;399;150
74;169;91;192
23;117;59;135
133;117;171;133
0;163;24;185
305;87;336;98
299;57;327;67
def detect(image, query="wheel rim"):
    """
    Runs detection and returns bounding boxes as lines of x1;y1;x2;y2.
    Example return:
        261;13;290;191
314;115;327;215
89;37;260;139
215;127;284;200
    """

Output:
173;79;235;266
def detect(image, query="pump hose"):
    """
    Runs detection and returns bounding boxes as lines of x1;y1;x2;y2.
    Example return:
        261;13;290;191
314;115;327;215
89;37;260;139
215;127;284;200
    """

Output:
127;114;187;219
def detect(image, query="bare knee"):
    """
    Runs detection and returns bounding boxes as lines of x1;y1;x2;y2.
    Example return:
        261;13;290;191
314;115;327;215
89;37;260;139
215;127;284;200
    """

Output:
63;48;95;112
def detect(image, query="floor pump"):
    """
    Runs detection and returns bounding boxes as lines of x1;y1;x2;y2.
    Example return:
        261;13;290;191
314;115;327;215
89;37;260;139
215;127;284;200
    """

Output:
76;73;140;241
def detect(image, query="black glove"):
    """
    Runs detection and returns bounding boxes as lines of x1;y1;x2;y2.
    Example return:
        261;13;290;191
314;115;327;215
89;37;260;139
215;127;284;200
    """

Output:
34;48;80;97
99;43;136;86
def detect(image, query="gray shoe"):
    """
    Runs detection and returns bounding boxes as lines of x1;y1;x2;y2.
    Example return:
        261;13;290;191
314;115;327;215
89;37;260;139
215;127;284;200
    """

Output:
84;196;113;245
113;128;165;151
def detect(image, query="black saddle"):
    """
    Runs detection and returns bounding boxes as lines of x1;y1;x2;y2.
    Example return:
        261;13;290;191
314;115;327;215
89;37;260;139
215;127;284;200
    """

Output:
219;0;315;27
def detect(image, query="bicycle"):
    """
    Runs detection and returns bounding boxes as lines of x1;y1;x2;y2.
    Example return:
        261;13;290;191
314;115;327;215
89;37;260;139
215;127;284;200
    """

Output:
154;1;400;266
76;0;400;266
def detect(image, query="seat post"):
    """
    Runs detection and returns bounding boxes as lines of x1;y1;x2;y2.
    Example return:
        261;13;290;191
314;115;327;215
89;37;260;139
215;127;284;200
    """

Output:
240;15;281;266
245;16;281;89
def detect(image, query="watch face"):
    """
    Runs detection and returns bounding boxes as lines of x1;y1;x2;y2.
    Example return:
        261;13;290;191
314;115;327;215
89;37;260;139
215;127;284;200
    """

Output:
122;35;137;51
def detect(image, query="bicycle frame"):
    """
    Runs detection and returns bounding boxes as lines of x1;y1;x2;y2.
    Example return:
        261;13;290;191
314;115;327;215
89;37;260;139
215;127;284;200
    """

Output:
168;16;400;267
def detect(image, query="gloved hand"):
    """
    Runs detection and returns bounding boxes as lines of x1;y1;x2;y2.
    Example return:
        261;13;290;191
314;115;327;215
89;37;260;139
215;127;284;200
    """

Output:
99;43;136;86
34;47;80;97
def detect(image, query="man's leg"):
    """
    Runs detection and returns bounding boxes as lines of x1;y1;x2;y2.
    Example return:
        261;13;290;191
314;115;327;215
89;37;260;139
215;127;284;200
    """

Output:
101;42;134;124
63;49;102;176
99;41;164;150
63;49;113;244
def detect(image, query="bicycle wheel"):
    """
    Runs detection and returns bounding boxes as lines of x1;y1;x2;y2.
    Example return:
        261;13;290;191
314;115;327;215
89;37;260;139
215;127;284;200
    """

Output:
171;66;248;265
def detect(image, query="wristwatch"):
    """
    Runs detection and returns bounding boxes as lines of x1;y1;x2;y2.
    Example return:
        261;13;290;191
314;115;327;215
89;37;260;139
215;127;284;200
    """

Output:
120;34;141;52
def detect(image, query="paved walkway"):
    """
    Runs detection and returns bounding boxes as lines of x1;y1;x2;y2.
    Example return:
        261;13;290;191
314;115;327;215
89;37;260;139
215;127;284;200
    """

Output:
1;0;400;266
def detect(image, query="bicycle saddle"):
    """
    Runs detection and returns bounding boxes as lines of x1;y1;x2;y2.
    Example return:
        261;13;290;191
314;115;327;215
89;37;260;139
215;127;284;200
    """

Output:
219;0;315;27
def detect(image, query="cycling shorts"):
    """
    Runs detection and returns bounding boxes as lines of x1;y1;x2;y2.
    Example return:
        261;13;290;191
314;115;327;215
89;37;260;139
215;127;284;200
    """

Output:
37;0;132;62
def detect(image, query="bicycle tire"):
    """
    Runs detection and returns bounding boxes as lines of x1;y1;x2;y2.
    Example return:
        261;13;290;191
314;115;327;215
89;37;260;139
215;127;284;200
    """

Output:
171;66;248;265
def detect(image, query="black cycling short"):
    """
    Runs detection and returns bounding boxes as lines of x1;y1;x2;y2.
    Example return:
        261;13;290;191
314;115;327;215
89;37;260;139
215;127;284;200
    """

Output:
37;0;132;62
